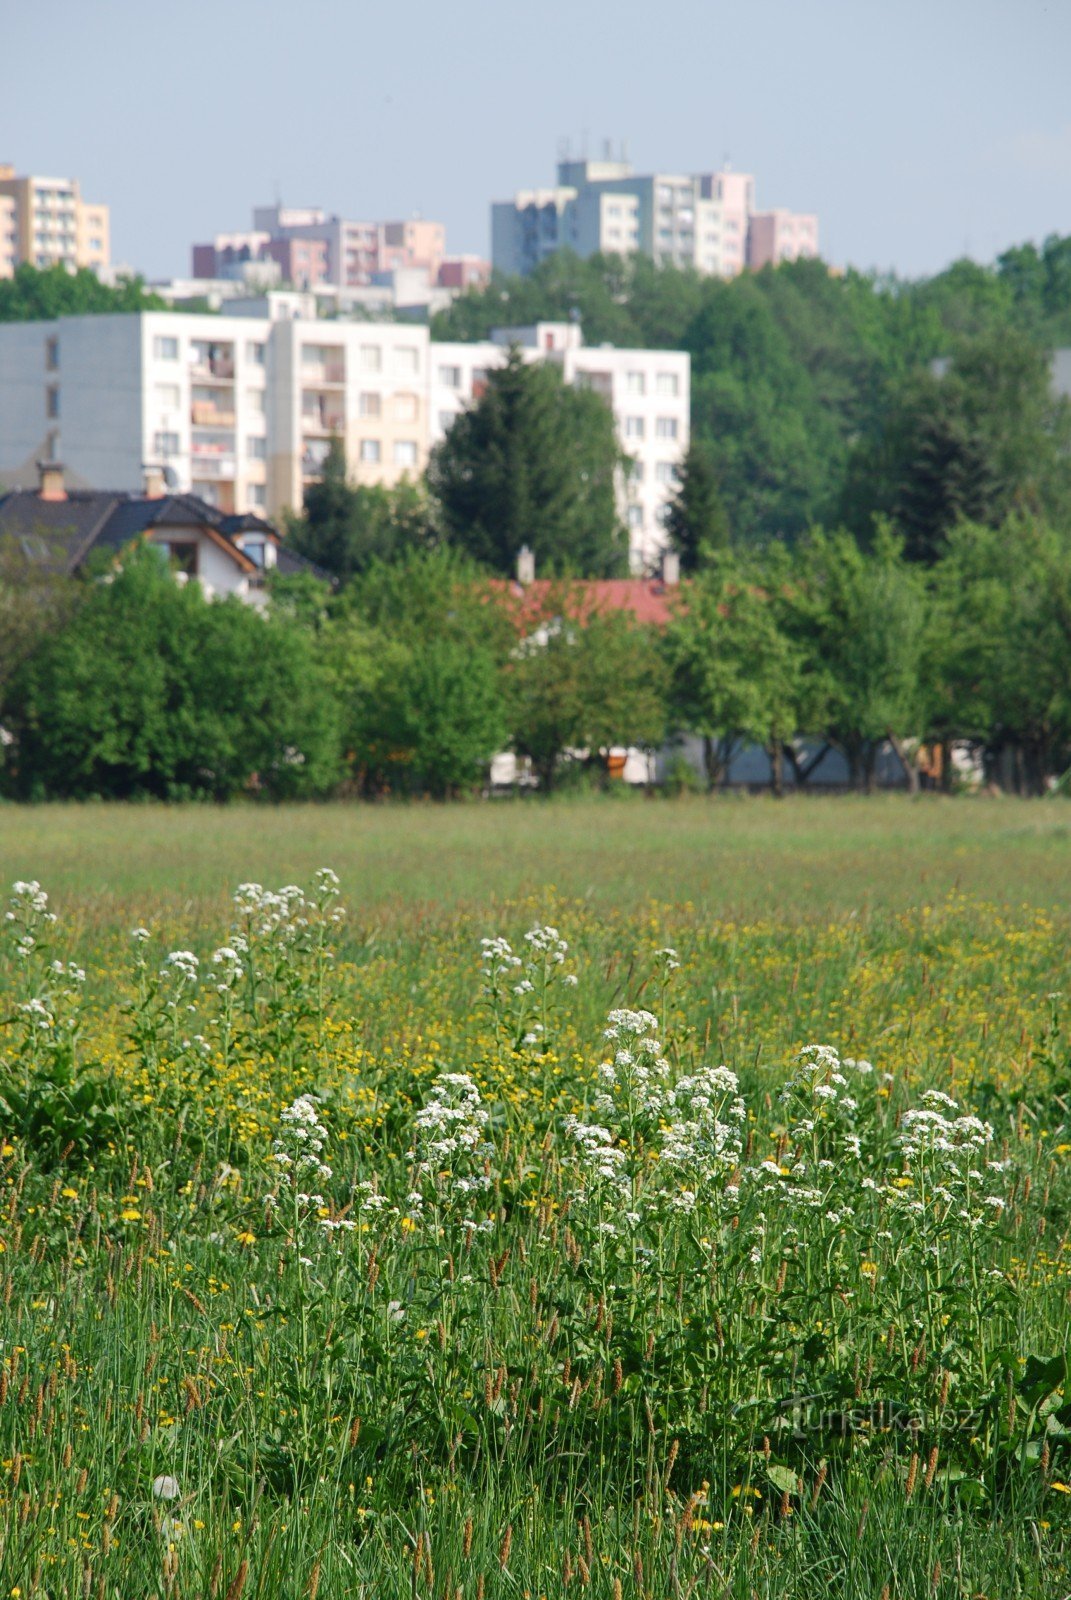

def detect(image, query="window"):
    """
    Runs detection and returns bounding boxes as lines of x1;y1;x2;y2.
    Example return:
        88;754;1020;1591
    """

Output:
438;364;461;388
360;344;382;372
244;539;267;566
155;383;181;410
302;344;323;366
153;430;180;457
656;461;676;484
627;505;644;529
393;440;419;467
438;410;457;431
394;392;418;423
246;341;266;365
248;486;267;509
246;389;266;414
624;416;645;440
629;458;644;483
165;540;198;575
394;346;419;375
625;370;646;396
46;386;59;419
656;416;679;440
655;372;679;397
358;392;381;419
153;335;179;360
246;436;266;459
45;337;59;371
359;439;381;463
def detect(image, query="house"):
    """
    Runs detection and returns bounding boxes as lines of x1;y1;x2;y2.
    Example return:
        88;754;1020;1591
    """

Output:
0;461;316;606
491;548;912;792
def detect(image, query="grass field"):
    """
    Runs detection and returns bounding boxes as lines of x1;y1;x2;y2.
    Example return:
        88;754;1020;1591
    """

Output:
1;798;1070;1596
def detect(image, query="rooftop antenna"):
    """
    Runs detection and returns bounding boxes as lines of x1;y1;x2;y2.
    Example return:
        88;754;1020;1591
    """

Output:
603;136;612;161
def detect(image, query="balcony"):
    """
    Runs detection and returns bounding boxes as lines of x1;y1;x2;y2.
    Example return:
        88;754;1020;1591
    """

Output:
301;394;345;434
189;346;235;381
191;402;235;427
302;359;345;386
189;449;236;479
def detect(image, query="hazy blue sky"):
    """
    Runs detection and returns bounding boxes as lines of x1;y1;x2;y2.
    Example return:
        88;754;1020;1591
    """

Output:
4;0;1070;282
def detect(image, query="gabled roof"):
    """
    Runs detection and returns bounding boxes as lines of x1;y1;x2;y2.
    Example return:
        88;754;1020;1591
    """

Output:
494;576;681;629
0;490;124;573
0;488;316;580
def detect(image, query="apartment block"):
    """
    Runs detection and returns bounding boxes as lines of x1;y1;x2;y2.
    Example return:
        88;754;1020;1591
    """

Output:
747;209;820;269
492;153;817;280
0;308;687;572
433;321;689;571
0;163;109;277
193;203;479;292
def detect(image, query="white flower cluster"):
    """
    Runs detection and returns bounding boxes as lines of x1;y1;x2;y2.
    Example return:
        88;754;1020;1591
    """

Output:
233;881;310;938
413;1072;492;1193
211;943;245;993
5;879;58;956
161;950;199;984
8;880;51;917
564;1117;630;1196
595;1008;671;1123
659;1065;746;1182
273;1094;333;1185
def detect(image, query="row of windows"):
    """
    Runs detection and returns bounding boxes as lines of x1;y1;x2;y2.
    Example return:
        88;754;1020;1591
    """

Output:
153;431;268;461
352;439;420;467
623;415;679;440
623;370;680;397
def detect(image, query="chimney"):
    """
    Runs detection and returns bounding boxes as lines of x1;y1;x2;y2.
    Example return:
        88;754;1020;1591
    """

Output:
661;548;680;586
36;459;67;502
142;463;167;499
516;544;535;586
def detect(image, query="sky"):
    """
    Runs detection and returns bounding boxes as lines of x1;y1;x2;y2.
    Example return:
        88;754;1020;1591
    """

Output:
3;0;1070;283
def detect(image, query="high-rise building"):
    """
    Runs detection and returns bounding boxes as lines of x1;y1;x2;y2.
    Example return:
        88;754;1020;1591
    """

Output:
0;306;687;572
492;154;817;279
0;163;110;277
191;204;480;292
747;209;820;270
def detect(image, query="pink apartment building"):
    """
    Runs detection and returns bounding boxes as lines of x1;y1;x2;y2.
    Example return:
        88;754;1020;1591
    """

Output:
748;209;820;269
190;207;483;290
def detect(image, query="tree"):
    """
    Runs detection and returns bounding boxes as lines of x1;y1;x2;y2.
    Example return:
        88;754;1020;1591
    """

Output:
427;348;627;576
286;439;437;582
321;548;511;796
2;548;341;800
0;535;80;707
843;328;1071;560
0;263;165;323
793;528;927;790
926;519;1071;793
663;553;804;792
663;440;730;569
506;596;666;789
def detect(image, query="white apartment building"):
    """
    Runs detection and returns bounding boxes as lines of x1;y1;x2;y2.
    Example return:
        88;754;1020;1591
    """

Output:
0;306;688;571
0;163;109;277
431;322;689;569
492;155;815;280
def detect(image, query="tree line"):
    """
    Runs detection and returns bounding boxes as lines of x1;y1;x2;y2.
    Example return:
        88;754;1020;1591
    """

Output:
2;517;1070;801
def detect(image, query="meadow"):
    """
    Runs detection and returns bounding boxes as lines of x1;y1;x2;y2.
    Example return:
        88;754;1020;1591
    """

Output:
1;797;1070;1597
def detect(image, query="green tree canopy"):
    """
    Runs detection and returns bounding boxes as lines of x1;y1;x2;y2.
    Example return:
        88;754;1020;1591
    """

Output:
286;439;437;582
0;263;166;323
506;596;666;788
2;548;340;800
663;440;730;569
427;348;627;577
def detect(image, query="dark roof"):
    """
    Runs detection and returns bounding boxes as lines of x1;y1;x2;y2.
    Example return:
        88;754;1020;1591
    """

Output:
0;490;123;573
0;487;319;581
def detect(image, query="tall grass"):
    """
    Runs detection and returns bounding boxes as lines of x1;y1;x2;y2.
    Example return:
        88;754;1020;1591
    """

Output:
1;831;1070;1596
